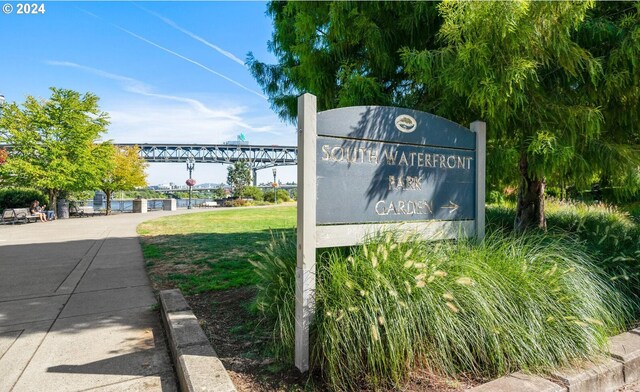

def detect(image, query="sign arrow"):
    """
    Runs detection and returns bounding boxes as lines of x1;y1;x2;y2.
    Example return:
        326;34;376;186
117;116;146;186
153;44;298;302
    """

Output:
441;201;459;214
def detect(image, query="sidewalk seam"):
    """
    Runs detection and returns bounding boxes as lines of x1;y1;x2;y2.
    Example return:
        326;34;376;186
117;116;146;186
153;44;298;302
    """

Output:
0;329;23;362
54;228;110;294
72;283;150;295
0;293;69;304
8;233;108;391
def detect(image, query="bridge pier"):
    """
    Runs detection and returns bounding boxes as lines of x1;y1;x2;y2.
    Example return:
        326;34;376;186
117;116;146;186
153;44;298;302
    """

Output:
253;168;257;186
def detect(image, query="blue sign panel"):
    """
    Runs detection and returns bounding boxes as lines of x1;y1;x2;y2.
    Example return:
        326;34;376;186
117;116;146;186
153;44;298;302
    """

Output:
315;106;476;225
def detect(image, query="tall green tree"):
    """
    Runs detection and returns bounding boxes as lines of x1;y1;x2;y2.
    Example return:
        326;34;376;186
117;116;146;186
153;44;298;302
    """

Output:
403;1;640;230
96;144;148;215
250;1;640;231
226;161;252;196
0;88;110;209
248;1;443;120
573;2;640;202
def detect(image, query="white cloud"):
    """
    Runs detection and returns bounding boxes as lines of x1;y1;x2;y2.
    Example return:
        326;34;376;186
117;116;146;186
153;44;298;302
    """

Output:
46;61;283;143
45;60;296;184
104;98;293;145
106;101;243;144
115;26;266;99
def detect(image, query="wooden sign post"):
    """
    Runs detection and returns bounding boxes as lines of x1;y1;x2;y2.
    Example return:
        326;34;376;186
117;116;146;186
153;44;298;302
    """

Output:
295;93;486;372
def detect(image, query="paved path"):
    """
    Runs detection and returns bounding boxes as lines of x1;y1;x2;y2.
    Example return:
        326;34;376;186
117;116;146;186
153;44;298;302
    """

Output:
0;210;198;392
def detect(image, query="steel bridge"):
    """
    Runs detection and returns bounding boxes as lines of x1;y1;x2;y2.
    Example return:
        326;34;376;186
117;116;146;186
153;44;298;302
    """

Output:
0;143;299;185
116;143;297;168
115;143;297;185
0;143;298;168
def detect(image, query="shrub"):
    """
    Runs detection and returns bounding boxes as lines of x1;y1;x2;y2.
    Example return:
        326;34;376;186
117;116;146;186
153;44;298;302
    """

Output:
264;189;291;203
252;231;628;391
223;198;249;207
0;188;47;210
238;186;264;201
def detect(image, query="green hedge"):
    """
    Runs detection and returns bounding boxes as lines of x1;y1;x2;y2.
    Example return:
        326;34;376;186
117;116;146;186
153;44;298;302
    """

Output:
263;189;291;203
0;188;47;210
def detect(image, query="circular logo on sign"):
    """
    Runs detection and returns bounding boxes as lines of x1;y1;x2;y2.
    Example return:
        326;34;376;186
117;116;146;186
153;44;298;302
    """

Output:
395;114;417;133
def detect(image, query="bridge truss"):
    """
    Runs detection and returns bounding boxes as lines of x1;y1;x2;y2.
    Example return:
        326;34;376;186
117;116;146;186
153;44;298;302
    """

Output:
116;143;298;170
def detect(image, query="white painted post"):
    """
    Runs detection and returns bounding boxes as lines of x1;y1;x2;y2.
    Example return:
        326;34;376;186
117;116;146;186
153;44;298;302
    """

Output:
471;121;486;240
295;93;317;372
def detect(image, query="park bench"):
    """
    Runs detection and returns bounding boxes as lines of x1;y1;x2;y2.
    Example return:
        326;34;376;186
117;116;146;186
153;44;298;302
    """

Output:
0;208;39;224
15;208;40;223
70;204;100;217
0;209;16;224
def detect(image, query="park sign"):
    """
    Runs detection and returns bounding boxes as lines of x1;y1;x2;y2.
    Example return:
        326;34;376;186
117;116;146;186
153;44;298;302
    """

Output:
295;93;486;372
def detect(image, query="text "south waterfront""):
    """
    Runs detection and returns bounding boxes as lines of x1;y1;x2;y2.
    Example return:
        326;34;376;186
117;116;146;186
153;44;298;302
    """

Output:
321;144;473;170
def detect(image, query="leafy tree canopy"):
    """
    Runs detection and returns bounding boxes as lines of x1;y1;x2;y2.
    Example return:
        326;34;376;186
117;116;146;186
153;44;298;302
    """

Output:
402;1;640;203
249;1;442;121
227;161;252;196
238;185;264;201
250;1;640;229
96;144;148;215
0;87;110;207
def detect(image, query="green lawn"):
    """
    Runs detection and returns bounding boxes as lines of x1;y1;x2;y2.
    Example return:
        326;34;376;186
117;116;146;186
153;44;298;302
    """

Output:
138;205;296;294
138;201;639;297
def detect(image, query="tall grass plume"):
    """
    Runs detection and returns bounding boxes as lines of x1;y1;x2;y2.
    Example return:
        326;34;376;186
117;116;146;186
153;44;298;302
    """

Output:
252;230;629;391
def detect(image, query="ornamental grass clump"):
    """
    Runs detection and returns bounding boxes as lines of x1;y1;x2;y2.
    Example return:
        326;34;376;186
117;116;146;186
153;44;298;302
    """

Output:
251;231;297;360
488;201;640;313
252;231;629;391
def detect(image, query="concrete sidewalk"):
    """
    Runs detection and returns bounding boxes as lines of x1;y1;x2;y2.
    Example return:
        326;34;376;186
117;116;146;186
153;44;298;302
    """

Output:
0;210;199;392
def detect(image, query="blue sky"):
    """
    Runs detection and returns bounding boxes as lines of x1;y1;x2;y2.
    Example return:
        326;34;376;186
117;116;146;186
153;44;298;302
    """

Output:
0;1;297;185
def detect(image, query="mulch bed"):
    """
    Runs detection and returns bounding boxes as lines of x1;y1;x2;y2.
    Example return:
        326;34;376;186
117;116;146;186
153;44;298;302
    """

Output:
186;288;313;391
185;287;481;391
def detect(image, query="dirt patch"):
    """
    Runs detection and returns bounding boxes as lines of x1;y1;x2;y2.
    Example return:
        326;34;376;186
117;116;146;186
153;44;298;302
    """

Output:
402;369;481;391
184;288;481;392
186;288;314;391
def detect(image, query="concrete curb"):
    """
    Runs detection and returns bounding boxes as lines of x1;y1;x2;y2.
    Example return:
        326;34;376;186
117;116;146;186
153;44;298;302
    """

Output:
159;289;236;392
159;286;640;392
470;330;640;392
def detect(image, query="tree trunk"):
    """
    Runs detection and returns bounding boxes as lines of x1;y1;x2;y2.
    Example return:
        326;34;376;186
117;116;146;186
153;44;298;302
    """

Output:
48;189;57;218
514;154;547;232
105;190;112;216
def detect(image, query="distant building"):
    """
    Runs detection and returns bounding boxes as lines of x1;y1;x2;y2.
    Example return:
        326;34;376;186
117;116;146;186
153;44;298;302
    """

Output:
223;133;249;146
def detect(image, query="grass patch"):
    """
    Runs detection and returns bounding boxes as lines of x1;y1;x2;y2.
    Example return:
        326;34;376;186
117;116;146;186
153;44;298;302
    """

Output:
137;206;296;294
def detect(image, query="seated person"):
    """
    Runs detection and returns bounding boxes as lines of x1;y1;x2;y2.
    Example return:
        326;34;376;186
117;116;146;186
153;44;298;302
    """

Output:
41;204;55;220
29;200;48;222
